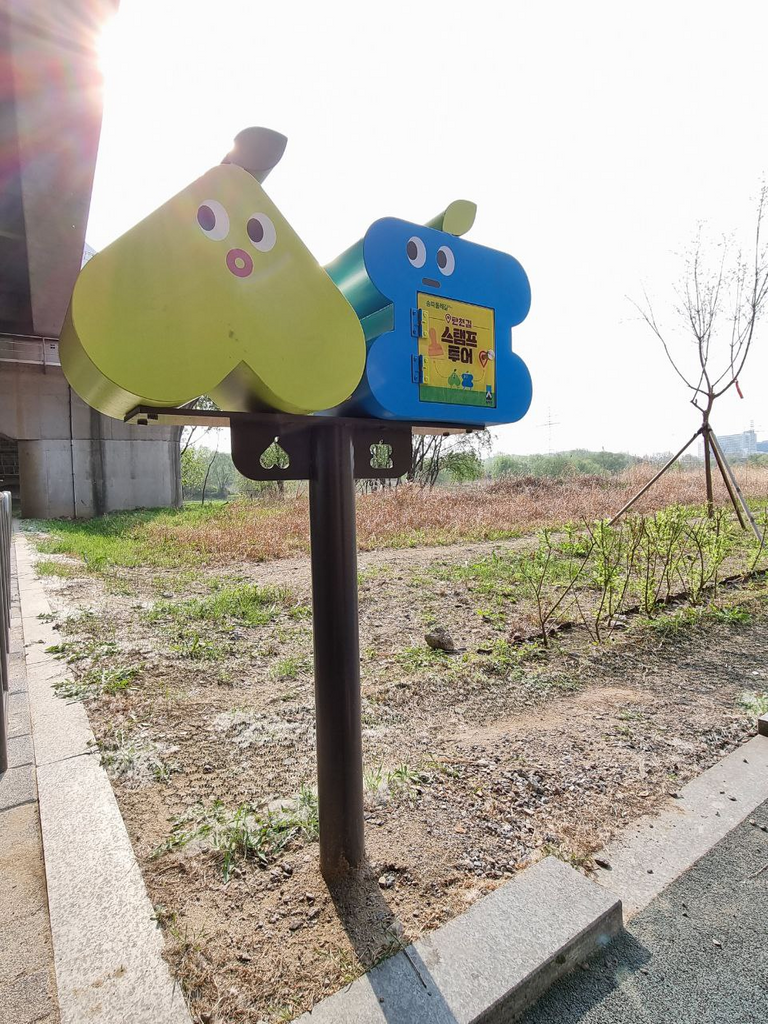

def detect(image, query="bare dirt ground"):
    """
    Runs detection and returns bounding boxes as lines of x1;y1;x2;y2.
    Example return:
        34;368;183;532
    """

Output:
32;536;765;1024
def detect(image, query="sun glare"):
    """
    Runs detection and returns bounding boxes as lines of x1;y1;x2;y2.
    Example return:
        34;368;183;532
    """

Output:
96;15;121;77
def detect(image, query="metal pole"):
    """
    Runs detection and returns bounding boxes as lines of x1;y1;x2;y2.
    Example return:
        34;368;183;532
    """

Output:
308;423;365;882
609;429;703;525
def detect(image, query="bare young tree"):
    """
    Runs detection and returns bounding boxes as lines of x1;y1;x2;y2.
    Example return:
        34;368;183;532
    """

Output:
179;395;218;456
634;184;768;514
408;430;491;488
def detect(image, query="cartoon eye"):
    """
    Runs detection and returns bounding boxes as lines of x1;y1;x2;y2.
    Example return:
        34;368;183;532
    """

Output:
437;245;455;276
196;200;229;241
406;236;426;268
246;213;277;253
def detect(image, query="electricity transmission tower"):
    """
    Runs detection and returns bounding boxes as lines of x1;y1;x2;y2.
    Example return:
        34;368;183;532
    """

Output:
538;408;560;454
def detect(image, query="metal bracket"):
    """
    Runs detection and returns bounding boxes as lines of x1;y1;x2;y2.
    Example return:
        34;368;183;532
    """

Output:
229;419;413;482
126;406;478;483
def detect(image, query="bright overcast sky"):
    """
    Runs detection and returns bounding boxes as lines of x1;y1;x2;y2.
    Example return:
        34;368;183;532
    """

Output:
87;0;768;457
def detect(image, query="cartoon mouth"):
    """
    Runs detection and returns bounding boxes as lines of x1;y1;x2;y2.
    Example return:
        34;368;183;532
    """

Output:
226;248;254;278
422;278;440;288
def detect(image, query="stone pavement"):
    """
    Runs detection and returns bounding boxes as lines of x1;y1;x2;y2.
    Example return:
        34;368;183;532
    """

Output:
12;534;191;1024
522;798;768;1024
0;540;59;1024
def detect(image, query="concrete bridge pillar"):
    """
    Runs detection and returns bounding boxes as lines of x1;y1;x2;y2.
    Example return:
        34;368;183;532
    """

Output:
0;363;181;519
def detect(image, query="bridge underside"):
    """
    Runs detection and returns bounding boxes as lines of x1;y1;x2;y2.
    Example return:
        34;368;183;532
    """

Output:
0;0;181;518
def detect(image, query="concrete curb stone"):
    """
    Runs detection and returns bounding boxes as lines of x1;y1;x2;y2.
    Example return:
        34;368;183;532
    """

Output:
14;534;191;1024
593;733;768;917
294;857;622;1023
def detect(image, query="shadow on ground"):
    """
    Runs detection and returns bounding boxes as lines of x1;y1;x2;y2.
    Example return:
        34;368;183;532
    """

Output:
329;861;459;1023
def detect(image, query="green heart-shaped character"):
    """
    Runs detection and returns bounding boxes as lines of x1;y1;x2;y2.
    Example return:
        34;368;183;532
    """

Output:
61;133;365;418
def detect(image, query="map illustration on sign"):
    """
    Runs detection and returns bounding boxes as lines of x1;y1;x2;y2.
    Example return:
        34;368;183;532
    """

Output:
327;212;532;427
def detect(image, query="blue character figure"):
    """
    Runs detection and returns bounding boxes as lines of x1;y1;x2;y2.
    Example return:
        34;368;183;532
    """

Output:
326;201;532;427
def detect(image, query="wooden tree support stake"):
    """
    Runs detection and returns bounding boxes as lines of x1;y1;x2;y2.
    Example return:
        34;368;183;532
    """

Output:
609;429;702;526
707;428;764;544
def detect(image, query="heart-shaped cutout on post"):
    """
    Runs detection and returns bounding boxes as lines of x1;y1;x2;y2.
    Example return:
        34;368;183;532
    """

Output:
259;438;290;470
369;441;393;469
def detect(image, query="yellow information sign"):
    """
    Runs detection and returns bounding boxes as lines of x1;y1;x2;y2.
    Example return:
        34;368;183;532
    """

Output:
417;293;496;408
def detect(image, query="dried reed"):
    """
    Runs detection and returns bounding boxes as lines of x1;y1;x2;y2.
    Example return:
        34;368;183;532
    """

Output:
144;464;768;564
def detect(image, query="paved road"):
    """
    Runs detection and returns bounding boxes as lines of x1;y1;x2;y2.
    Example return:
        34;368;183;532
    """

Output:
523;801;768;1024
0;541;59;1024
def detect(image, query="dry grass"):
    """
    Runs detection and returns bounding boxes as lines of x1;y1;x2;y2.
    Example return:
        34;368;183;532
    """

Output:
142;464;768;563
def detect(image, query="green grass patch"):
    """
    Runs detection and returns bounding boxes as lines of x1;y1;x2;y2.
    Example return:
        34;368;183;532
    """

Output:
97;728;178;785
168;627;228;661
364;762;428;802
641;602;753;639
154;785;319;880
481;637;545;676
147;582;299;626
29;504;235;572
640;607;703;638
54;663;142;701
396;645;451;672
708;605;753;624
738;691;768;717
35;559;78;578
269;656;310;681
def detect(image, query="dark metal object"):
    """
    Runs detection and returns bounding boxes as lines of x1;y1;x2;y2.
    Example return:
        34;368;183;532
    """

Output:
230;416;412;481
230;415;312;481
309;424;365;881
227;413;414;875
124;403;476;437
350;422;412;480
222;126;288;184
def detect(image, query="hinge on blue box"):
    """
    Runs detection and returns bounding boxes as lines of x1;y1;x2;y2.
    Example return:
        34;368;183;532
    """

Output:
411;354;421;383
410;308;424;338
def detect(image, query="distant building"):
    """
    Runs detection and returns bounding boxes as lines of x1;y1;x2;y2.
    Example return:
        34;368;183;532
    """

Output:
718;429;757;457
699;429;757;459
